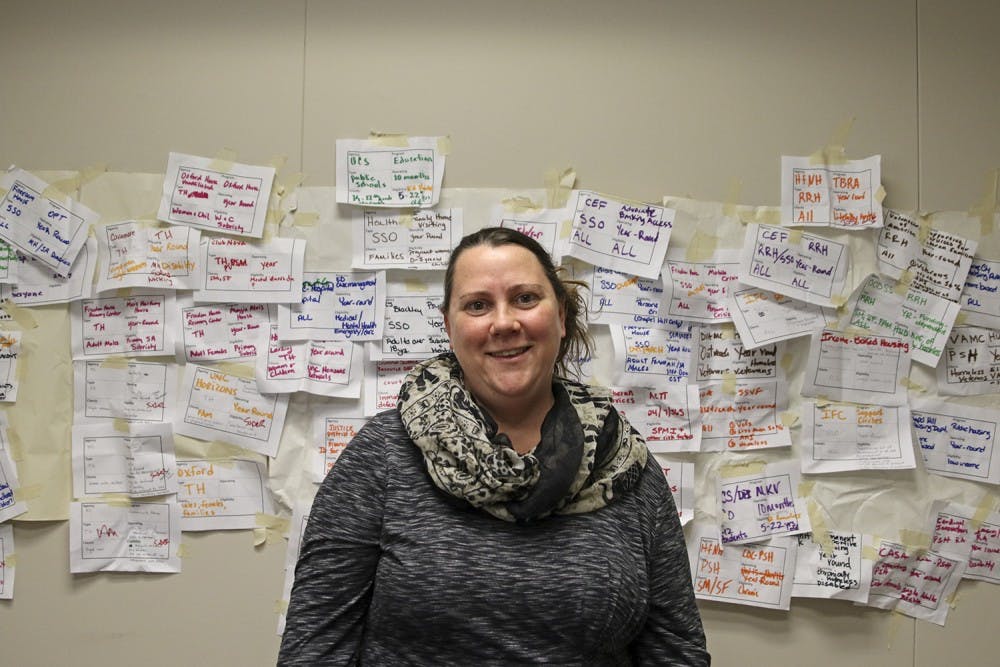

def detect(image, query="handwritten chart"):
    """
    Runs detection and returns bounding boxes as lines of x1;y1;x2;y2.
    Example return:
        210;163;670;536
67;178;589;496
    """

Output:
353;208;462;269
336;137;446;208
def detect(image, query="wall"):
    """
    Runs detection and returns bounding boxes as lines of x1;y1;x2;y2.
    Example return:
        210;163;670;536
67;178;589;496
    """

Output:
0;1;997;665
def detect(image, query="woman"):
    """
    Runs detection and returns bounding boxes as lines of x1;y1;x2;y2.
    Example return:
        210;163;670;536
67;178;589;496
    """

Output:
279;227;710;665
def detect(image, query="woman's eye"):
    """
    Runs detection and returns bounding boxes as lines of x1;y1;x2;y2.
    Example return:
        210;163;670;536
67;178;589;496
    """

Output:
464;300;488;313
516;293;540;307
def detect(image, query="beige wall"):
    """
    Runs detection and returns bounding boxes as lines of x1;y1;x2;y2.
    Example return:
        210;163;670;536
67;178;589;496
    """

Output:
0;2;997;665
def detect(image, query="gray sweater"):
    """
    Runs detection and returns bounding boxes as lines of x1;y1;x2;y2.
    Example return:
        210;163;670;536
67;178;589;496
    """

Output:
278;410;710;666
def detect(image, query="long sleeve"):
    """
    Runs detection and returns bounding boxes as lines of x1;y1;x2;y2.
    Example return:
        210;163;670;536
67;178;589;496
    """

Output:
630;461;711;666
277;418;388;666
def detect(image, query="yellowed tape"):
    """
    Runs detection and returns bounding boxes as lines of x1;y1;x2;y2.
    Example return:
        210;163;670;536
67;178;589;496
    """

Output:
274;598;290;614
213;361;255;379
559;217;574;239
779;353;796;375
748;206;781;226
808;117;854;166
268;155;289;172
1;300;37;330
968;168;999;238
779;411;799;429
404;279;429;293
3;553;15;567
874;185;887;206
177;542;190;558
48;164;107;199
684;229;718;263
830;294;848;308
899;376;927;394
954;311;968;326
916;215;933;245
368;131;409;147
257;512;290;535
6;428;24;462
544;167;576;209
436;136;453;156
112;418;130;434
721;178;743;219
201;441;254;461
899;529;931;550
115;288;132;299
719;459;767;478
720;372;737;397
275;171;306;198
292;211;318;227
208;148;239;172
99;356;129;369
398;212;413;229
804;495;834;555
501;196;541;214
971;493;999;524
787;229;803;244
97;493;134;506
13;483;42;502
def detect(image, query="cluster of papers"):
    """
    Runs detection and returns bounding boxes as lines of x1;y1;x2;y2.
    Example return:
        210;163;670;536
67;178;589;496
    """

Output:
0;143;996;628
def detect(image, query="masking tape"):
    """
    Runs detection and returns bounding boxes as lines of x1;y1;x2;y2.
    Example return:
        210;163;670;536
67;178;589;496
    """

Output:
830;295;847;308
292;211;319;227
544;167;576;209
257;512;290;535
14;484;42;502
916;216;932;245
1;300;37;330
436;136;452;156
779;411;799;429
99;356;129;369
719;459;767;478
779;353;796;375
214;362;255;379
899;529;930;550
559;218;573;239
970;493;999;524
112;418;130;434
968;168;999;238
208;148;238;172
954;311;968;326
684;229;718;263
398;212;413;229
274;598;290;614
277;171;306;197
177;542;190;558
721;178;743;219
97;494;134;506
3;554;15;567
501;196;542;214
749;206;781;226
116;288;132;298
899;376;927;394
720;372;737;397
787;229;803;244
268;155;289;172
808;117;854;166
201;441;253;461
368;131;409;147
804;496;834;554
874;185;887;205
403;279;428;293
7;428;24;461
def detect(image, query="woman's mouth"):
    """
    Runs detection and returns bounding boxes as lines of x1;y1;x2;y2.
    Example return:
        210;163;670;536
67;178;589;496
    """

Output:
488;346;530;359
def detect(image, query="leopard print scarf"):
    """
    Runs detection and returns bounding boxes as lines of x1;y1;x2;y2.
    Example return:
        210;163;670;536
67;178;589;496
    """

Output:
397;353;647;523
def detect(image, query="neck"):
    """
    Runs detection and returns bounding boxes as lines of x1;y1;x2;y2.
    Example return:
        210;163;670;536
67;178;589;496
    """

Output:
487;393;555;455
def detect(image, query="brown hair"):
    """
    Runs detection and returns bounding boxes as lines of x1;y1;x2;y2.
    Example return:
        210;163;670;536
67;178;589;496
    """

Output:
442;226;594;378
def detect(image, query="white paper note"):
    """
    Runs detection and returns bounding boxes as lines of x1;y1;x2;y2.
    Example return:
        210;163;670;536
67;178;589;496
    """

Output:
799;401;915;473
257;326;363;398
738;224;849;307
793;531;872;602
717;462;811;546
911;397;1000;485
728;286;835;349
276;271;386;341
698;380;791;453
176;299;273;364
69;500;181;573
960;258;1000;329
937;326;1000;395
194;237;305;304
781;155;882;228
801;329;911;406
1;236;97;305
610;323;694;387
95;221;200;292
661;249;741;323
73;360;176;424
336;137;447;208
929;501;1000;584
0;523;14;599
352;208;463;270
70;292;176;359
611;385;701;453
71;422;178;499
691;528;797;610
867;539;965;625
177;458;274;531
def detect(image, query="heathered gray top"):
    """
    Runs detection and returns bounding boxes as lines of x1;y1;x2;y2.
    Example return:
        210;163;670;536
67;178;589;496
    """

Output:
278;409;710;666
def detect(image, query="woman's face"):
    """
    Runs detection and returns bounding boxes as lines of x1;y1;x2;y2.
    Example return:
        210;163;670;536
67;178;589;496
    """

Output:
444;243;566;416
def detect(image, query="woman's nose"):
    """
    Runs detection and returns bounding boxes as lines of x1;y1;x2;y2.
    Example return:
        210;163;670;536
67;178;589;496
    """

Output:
489;305;521;335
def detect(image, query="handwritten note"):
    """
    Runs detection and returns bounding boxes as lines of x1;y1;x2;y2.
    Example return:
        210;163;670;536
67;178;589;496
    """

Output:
800;401;915;473
718;463;810;545
930;501;1000;584
692;531;796;610
370;280;448;361
583;265;669;328
363;359;418;416
353;208;462;269
657;457;695;525
336;137;447;208
73;360;175;424
844;273;960;367
0;450;27;522
69;500;181;573
566;190;674;280
194;237;305;304
175;364;289;456
0;331;20;402
0;523;13;599
0;167;97;275
0;240;18;284
610;323;694;387
960;258;1000;329
911;397;1000;485
937;325;1000;395
729;286;835;350
277;271;386;341
694;326;779;381
1;235;97;305
257;326;363;398
867;539;965;625
158;152;275;238
611;386;701;453
801;328;911;406
698;380;790;453
177;300;273;363
793;532;871;602
877;210;978;301
95;221;200;292
661;249;740;323
71;423;178;499
781;155;882;227
738;224;849;307
70;292;175;359
312;415;368;483
493;206;568;258
176;458;275;531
